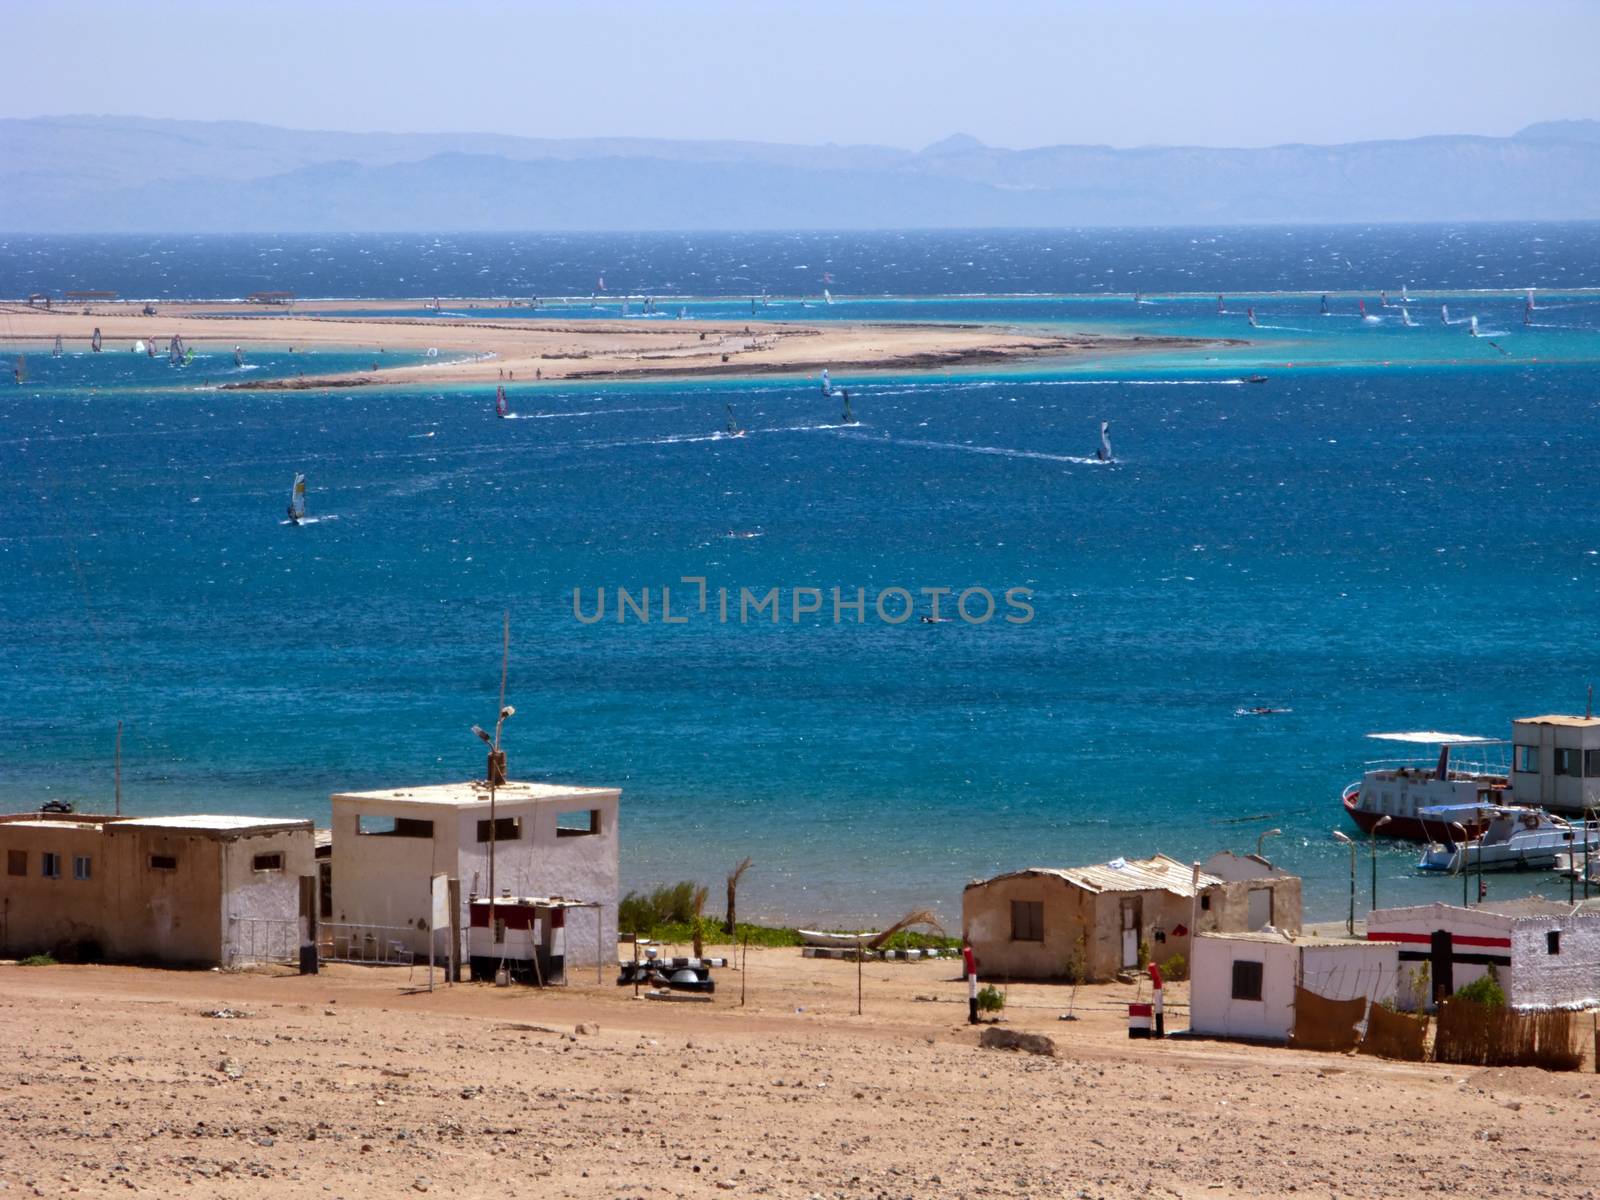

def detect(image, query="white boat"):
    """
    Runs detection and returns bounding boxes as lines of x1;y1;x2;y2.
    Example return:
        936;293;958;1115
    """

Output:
1341;731;1508;841
1418;807;1599;873
798;929;879;949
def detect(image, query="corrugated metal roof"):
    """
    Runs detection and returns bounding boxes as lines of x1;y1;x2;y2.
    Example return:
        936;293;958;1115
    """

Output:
970;853;1224;897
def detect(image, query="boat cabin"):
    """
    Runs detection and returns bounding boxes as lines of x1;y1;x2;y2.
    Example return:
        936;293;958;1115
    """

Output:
1342;732;1508;841
1509;715;1600;816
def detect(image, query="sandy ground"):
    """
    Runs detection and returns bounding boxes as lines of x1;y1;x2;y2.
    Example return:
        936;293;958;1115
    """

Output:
2;949;1596;1199
0;300;1230;388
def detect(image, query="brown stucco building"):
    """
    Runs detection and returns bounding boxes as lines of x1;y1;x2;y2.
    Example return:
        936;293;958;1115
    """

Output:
1;812;314;965
962;852;1303;982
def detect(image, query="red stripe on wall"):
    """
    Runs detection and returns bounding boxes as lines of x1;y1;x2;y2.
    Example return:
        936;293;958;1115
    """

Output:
1367;931;1510;948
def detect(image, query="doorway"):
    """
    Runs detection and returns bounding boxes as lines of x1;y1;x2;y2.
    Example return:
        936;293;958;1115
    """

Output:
1121;899;1142;968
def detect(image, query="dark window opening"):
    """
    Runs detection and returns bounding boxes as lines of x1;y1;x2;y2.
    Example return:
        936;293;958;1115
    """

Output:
149;854;177;871
41;852;61;879
476;817;522;843
1547;930;1561;955
252;853;284;872
1010;899;1044;942
1231;959;1264;1001
6;849;24;876
1200;894;1212;911
557;809;601;838
319;862;333;919
1554;748;1582;777
356;815;434;838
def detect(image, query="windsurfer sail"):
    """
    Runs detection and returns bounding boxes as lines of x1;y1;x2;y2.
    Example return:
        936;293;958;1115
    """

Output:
169;335;183;365
495;385;509;419
1380;291;1391;308
1096;421;1113;463
91;328;102;352
1320;294;1330;315
52;335;62;357
1524;299;1534;326
1246;306;1258;328
234;345;244;367
1469;315;1480;337
823;289;834;306
132;340;145;355
820;368;831;395
838;389;855;425
1401;307;1416;327
1441;304;1451;325
1216;294;1225;314
1526;288;1536;310
287;473;308;525
725;404;745;437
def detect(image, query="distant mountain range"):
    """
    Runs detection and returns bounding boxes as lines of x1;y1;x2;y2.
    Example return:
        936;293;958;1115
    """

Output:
5;115;1600;232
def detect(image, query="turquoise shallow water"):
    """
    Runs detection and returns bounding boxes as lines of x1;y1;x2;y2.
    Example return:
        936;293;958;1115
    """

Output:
4;227;1600;925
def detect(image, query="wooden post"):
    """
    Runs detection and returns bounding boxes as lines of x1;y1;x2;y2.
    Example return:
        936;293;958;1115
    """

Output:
856;938;863;1016
740;932;749;1007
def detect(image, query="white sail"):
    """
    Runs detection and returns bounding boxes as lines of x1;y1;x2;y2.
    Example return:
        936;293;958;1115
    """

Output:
1247;307;1258;328
289;473;308;521
820;368;831;395
1526;288;1536;310
1401;307;1415;326
1441;304;1450;325
233;345;244;367
1097;421;1112;462
823;289;833;305
1469;315;1479;336
91;328;102;352
132;340;146;354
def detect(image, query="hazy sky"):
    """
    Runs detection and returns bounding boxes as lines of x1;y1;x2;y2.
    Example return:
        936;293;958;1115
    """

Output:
6;0;1595;149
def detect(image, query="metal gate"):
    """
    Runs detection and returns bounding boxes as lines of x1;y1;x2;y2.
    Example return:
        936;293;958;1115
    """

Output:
227;917;299;967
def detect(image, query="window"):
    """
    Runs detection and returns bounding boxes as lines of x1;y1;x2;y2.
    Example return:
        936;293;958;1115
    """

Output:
41;852;61;879
1200;894;1212;911
556;810;601;838
1587;749;1600;778
1514;744;1540;773
356;815;434;838
73;855;92;881
476;817;521;843
252;853;283;872
1547;930;1561;955
149;854;177;870
1231;959;1264;1001
1010;899;1044;941
6;850;24;876
1554;748;1582;777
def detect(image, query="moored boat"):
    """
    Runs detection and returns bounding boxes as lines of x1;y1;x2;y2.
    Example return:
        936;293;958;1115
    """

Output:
1341;731;1508;841
1418;806;1599;873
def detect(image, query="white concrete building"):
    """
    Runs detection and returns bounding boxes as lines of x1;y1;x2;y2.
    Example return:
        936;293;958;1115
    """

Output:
1367;898;1600;1010
1509;715;1600;815
1189;930;1399;1043
329;779;620;967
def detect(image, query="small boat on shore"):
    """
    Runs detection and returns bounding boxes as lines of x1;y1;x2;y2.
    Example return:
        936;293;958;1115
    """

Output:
1418;806;1600;873
798;929;878;949
1341;731;1508;841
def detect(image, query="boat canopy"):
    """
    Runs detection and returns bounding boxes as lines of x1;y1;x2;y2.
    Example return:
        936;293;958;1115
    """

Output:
1365;731;1498;745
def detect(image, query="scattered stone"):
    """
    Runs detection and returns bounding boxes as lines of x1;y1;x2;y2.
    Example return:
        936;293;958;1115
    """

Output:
200;1009;251;1020
978;1028;1057;1057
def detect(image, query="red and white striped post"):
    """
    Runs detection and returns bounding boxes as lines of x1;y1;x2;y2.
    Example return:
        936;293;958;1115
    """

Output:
963;943;979;1025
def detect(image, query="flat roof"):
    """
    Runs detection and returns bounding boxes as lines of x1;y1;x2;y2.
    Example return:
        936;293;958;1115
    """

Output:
1199;930;1390;948
1514;715;1600;728
109;815;314;836
2;818;105;831
333;780;619;808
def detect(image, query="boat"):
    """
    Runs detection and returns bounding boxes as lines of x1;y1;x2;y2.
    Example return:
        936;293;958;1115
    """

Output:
1096;420;1112;462
495;385;509;419
1245;374;1269;384
286;473;308;525
798;929;879;949
1418;807;1600;873
91;328;102;352
1553;848;1600;884
724;404;745;438
1341;731;1509;841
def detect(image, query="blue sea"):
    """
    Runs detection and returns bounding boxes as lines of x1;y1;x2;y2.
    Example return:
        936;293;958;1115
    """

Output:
4;225;1600;926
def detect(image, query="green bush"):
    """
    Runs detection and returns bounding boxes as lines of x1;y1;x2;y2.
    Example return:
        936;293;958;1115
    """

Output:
1137;939;1152;970
18;953;57;967
976;984;1006;1013
617;881;703;935
1453;972;1506;1008
1162;953;1188;981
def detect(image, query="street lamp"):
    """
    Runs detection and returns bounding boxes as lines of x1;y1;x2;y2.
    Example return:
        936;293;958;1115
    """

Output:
1331;830;1357;936
1449;822;1468;906
1256;828;1282;861
1369;815;1391;912
471;704;516;920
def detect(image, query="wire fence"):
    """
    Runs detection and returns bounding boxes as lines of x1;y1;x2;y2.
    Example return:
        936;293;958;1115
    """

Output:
319;922;417;966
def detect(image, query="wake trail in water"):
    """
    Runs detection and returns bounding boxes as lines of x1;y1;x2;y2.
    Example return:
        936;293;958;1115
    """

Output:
848;432;1107;466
